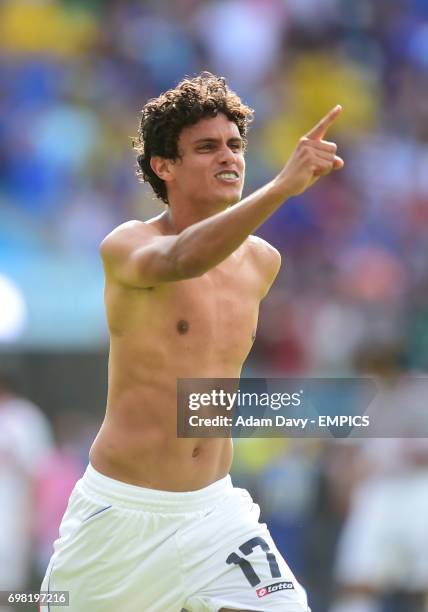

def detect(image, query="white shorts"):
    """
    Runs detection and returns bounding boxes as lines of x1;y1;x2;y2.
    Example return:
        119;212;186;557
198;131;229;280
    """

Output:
41;464;310;611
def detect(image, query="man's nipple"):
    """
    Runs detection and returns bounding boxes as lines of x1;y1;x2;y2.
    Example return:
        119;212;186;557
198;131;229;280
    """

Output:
177;319;189;334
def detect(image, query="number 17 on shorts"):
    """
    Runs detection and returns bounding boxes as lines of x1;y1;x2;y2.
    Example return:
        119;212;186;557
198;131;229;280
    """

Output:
226;536;295;599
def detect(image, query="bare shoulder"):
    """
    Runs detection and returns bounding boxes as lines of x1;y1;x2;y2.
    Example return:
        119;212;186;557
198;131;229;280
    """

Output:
100;219;161;261
246;235;282;297
247;235;282;275
99;214;181;287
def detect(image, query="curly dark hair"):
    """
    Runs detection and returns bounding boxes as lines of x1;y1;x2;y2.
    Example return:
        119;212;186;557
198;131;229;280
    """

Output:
134;72;254;205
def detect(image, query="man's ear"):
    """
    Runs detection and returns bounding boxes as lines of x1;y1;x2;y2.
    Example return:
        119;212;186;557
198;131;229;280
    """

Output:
150;157;175;182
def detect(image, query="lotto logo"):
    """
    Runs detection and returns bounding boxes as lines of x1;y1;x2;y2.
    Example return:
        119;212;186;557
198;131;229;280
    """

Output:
256;581;294;598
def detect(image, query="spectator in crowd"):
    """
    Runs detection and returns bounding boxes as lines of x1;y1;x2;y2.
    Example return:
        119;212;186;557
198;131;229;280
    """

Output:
330;345;428;612
0;372;52;597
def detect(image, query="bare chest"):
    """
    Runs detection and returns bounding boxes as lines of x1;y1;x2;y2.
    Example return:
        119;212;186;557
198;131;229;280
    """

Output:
107;266;262;368
169;273;259;346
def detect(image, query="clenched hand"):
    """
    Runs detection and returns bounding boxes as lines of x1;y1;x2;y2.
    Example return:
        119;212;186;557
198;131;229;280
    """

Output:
278;105;344;197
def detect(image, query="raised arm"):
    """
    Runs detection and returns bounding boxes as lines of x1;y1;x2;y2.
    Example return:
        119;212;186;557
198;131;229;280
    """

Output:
102;106;343;288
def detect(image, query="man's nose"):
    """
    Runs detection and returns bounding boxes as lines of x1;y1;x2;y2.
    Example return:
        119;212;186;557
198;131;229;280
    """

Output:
217;144;235;164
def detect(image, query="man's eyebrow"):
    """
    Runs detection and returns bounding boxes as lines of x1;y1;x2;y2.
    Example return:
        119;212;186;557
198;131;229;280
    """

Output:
192;136;243;144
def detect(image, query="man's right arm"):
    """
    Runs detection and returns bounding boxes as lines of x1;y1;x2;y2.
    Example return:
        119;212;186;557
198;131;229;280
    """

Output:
101;105;344;288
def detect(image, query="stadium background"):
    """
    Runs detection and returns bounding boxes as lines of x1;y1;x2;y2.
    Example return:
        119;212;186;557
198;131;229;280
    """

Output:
1;1;428;610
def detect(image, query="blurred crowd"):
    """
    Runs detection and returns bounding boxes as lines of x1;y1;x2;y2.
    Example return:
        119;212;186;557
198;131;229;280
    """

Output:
1;0;428;610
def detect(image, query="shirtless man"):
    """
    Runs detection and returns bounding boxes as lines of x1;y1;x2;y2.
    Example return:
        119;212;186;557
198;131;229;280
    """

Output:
42;73;343;612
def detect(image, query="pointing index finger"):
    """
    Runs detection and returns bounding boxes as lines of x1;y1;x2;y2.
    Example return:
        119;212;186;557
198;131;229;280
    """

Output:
305;105;342;141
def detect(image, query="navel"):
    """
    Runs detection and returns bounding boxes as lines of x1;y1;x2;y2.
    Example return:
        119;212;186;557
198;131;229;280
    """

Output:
192;447;200;458
177;319;189;334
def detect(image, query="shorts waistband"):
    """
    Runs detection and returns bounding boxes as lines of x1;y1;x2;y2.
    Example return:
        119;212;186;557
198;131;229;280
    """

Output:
78;463;233;512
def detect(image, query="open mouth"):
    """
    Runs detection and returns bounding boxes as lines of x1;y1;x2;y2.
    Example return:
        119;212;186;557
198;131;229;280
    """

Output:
215;170;240;183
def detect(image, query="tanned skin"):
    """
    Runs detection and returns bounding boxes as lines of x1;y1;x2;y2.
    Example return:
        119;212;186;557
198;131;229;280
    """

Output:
89;107;343;503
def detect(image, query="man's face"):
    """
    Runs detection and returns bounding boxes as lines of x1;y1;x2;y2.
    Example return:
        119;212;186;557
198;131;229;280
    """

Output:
168;113;245;210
